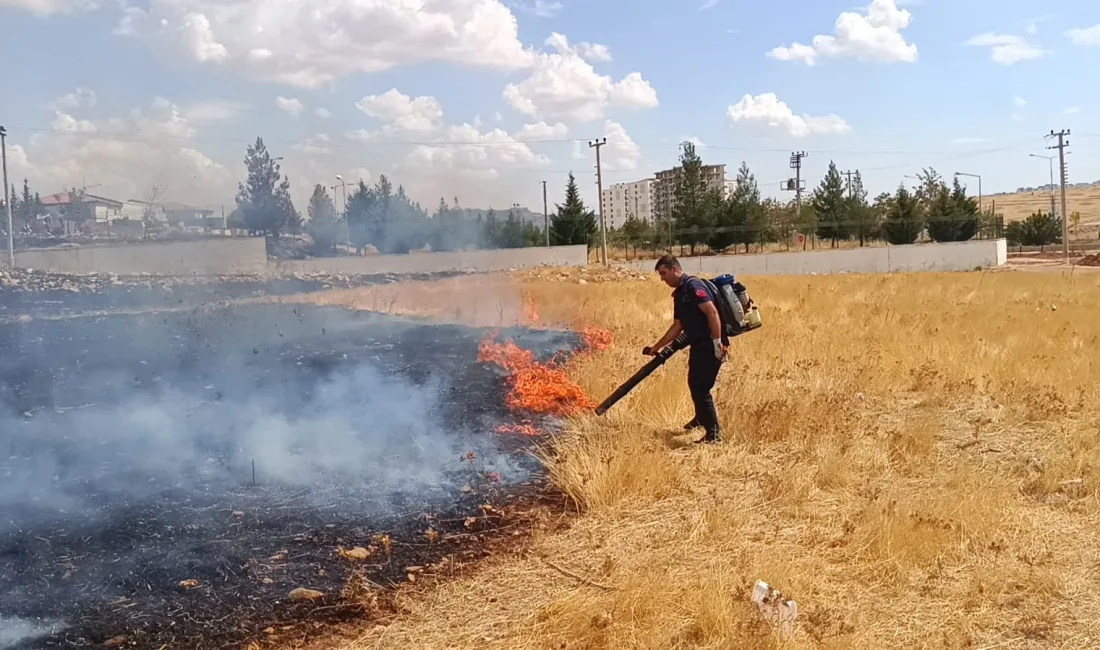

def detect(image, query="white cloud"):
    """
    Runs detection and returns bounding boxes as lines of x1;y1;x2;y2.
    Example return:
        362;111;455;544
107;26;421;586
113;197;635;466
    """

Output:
966;33;1047;65
294;133;334;156
355;89;444;133
0;0;96;15
601;121;641;171
699;0;720;10
315;107;332;119
503;32;657;122
115;0;535;89
276;96;304;116
1063;106;1081;115
727;93;851;137
10;94;234;207
1014;95;1027;107
1067;24;1100;45
514;122;569;141
180;100;249;123
52;87;97;111
768;0;917;65
514;0;562;18
398;123;551;201
1010;113;1024;122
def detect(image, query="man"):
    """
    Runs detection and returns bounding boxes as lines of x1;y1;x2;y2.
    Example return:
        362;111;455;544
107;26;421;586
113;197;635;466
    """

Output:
644;254;728;444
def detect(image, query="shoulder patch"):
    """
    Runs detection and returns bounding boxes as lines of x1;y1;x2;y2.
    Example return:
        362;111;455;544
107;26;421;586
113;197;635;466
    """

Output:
695;288;708;299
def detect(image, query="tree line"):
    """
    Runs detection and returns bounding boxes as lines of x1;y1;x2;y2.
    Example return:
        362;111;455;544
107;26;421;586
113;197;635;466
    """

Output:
608;142;1022;255
233;137;602;256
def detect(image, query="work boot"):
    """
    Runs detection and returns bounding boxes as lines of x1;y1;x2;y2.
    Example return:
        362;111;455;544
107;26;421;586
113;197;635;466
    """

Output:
683;418;701;431
695;430;723;445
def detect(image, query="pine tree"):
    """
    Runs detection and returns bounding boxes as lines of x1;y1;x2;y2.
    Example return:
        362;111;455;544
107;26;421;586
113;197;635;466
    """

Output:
306;184;340;254
812;161;849;247
948;177;980;241
846;171;871;246
235;137;298;240
882;184;923;245
549;172;597;246
672;141;711;253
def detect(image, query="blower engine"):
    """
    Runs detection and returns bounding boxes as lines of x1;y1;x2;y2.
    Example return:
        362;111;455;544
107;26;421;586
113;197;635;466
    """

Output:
594;274;761;416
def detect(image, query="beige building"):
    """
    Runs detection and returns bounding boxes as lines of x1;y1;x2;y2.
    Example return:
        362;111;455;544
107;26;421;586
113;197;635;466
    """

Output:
600;178;656;229
653;164;727;223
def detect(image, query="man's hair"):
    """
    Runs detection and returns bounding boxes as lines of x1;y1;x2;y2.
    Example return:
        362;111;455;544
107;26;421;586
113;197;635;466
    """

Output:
655;254;680;272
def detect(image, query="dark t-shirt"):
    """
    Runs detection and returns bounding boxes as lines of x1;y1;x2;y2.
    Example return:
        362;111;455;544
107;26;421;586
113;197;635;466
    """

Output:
673;275;726;346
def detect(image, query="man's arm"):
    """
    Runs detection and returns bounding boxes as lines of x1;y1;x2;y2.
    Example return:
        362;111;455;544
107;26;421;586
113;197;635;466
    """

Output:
699;301;723;341
645;320;683;355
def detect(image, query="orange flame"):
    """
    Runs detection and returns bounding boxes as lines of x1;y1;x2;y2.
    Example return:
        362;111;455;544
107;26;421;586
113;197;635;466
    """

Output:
580;327;613;352
493;422;541;437
478;331;597;417
522;290;539;324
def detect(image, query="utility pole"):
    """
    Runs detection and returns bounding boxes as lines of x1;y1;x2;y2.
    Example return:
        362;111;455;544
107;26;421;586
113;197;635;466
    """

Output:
784;152;807;250
590;137;608;267
1047;129;1071;264
541;180;549;247
1;125;12;269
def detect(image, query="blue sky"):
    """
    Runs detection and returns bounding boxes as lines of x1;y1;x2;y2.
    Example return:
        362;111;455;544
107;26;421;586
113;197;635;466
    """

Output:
0;0;1097;214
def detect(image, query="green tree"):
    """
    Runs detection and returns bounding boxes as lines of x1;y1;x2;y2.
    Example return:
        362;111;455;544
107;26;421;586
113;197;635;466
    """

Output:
867;191;893;242
846;171;871;246
812;161;849;247
949;177;980;241
497;209;527;249
882;184;923;245
235;137;299;240
306;184;340;254
1019;210;1062;250
710;162;763;253
549;172;597;246
345;180;378;252
672;141;712;254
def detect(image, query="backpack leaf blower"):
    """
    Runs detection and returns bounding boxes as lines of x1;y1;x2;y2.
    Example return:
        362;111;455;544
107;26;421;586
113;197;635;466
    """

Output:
594;274;762;417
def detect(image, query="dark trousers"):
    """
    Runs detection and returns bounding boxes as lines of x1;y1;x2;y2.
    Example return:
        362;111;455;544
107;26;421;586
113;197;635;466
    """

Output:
687;343;723;437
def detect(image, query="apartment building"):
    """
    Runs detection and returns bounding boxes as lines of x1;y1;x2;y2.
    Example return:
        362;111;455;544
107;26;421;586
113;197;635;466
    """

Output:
652;164;727;223
599;178;656;229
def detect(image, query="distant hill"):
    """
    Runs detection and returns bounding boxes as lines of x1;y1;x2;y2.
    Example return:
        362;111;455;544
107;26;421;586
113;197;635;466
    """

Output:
986;181;1100;236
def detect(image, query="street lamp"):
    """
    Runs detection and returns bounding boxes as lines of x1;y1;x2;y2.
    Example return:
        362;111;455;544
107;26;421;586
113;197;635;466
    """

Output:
1;125;12;268
954;172;982;214
1029;154;1056;216
335;174;349;248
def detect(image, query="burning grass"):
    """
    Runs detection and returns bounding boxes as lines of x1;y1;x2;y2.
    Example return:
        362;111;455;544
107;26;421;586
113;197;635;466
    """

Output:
308;267;1100;650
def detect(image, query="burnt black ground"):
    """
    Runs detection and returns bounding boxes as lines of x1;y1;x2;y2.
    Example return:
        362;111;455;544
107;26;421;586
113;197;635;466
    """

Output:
0;297;579;649
0;270;464;320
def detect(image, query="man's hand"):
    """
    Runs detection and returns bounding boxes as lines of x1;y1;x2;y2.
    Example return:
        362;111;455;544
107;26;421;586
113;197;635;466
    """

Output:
713;338;728;360
642;345;658;356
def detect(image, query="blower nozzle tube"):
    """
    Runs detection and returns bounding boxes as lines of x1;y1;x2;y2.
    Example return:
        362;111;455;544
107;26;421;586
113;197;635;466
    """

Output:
594;334;688;416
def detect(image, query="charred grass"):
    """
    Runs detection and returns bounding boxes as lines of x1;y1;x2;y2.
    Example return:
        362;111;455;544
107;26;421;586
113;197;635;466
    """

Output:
292;268;1100;650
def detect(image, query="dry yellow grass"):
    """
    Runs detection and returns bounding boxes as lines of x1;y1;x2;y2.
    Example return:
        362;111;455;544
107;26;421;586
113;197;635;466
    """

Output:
292;267;1100;650
989;183;1100;233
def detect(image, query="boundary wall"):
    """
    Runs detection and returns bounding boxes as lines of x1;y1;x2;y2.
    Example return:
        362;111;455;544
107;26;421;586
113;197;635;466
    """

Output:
271;245;588;275
3;239;588;276
10;238;269;275
621;239;1008;276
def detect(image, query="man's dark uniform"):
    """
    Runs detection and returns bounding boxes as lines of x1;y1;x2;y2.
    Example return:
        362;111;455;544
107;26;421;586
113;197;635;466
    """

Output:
673;274;728;441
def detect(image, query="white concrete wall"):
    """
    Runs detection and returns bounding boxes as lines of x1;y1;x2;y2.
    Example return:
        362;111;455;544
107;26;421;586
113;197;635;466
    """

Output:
272;245;588;275
12;238;270;275
622;239;1007;276
5;240;588;276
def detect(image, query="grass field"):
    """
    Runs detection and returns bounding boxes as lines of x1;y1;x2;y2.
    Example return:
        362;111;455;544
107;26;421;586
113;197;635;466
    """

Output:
291;267;1100;650
988;183;1100;225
